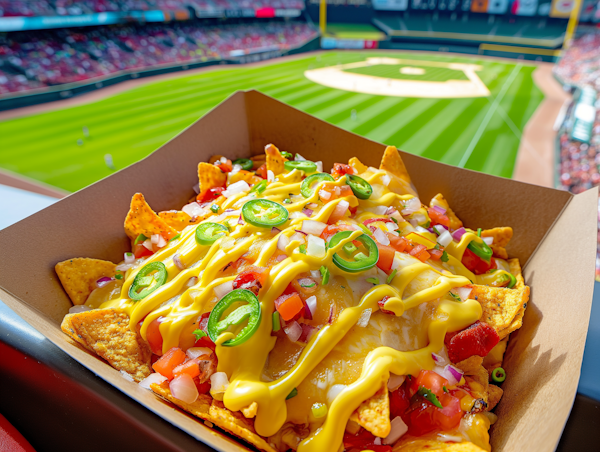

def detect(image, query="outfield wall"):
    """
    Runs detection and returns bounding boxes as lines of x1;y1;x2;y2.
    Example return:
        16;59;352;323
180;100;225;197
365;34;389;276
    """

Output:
0;36;320;112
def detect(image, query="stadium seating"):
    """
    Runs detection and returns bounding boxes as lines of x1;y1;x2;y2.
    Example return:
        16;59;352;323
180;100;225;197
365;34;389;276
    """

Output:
0;21;317;94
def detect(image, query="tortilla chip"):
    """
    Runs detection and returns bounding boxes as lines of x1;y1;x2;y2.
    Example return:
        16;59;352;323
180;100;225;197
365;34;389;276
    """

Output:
508;258;525;290
483;337;508;374
430;194;463;230
56;258;116;305
487;384;503;411
349;156;368;174
241;402;258;418
350;384;391;438
394;438;487;451
380;146;417;196
265;144;286;176
61;315;95;351
464;366;490;412
151;381;213;420
158;210;194;231
62;308;152;382
210;401;278;452
481;227;512;259
455;356;484;374
209;155;224;164
251;154;266;170
228;170;263;187
124;193;177;242
198;162;227;197
470;283;530;340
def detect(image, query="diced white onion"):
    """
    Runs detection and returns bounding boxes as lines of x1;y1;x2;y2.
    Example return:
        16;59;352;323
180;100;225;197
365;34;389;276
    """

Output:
210;372;230;396
383;416;408;445
151;234;167;248
231;163;243;175
142;239;154;251
433;364;463;386
116;263;134;272
456;286;473;301
120;370;135;382
388;374;406;392
173;254;186;270
411;213;427;226
310;270;321;279
390;211;404;224
295;153;307;161
284;321;302;343
69;305;92;314
182;202;207;218
386;222;399;232
277;234;290;251
215;209;241;223
301;220;327;236
373;227;390;246
306;235;326;257
138;372;168;390
327;384;346;405
186;347;213;360
214;280;234;299
124;252;135;265
186;277;198;288
374;437;382;445
381;174;391;187
267;170;275;182
438;434;464;443
289;211;307;219
357;308;372;327
223;180;250;198
437;230;453;247
415;226;429;234
315;161;323;172
434;224;448;235
221;237;235;251
170;374;199;404
291;232;306;243
374;205;389;215
305;295;317;316
319;189;331;200
483;236;494;245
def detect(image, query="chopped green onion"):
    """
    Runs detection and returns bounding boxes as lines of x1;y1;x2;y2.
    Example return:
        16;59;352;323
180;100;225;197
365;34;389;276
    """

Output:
272;312;281;332
343;242;358;256
125;252;134;258
286;388;298;400
358;224;372;236
391;217;399;225
300;280;316;288
441;250;449;262
250;180;268;194
423;221;431;228
299;244;307;254
443;386;448;393
417;386;443;408
386;269;398;284
115;273;123;280
311;402;328;419
169;233;181;242
283;198;292;204
134;234;147;246
210;204;220;213
449;291;461;301
193;329;207;341
477;228;482;237
320;266;330;285
366;277;379;285
491;367;506;384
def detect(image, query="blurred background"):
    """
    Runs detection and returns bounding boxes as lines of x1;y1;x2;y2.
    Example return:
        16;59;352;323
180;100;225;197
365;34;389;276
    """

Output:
0;0;599;449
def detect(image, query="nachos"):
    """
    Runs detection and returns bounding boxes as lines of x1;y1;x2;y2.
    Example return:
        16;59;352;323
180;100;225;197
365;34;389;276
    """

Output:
58;145;528;452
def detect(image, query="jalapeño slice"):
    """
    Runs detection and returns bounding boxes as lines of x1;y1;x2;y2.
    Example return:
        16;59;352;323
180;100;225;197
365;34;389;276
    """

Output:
329;231;379;273
250;179;268;195
301;172;335;198
196;222;228;246
284;160;317;173
233;158;254;171
207;289;262;347
129;262;168;301
242;199;289;228
346;174;373;200
467;239;493;263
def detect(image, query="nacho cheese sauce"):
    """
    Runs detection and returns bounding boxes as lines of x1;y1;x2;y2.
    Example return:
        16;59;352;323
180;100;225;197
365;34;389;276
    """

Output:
97;167;496;450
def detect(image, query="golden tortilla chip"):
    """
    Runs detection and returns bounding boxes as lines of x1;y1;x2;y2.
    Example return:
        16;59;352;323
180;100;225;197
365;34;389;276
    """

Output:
394;438;487;452
62;308;152;382
124;193;177;242
508;258;525;290
430;194;463;230
349;156;368;174
151;381;213;420
481;227;512;260
209;401;278;452
198;162;227;197
455;356;484;374
158;210;194;231
470;283;529;340
464;366;490;412
487;384;503;411
380;146;417;196
251;154;266;170
483;337;508;374
228;170;263;187
61;315;95;351
265;144;286;176
56;258;116;305
350;384;391;438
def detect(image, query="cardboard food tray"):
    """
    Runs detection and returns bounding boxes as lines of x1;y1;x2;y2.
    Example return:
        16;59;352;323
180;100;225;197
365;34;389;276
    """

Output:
0;90;596;452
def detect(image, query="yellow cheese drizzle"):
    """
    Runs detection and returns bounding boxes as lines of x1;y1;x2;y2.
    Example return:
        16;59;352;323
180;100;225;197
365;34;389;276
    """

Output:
99;167;489;449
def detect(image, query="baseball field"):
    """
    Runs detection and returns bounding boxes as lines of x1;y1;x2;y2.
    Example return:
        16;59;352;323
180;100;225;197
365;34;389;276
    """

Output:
0;51;543;192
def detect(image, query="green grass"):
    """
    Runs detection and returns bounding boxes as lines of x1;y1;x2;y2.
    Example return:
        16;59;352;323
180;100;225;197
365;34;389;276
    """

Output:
344;63;469;81
0;51;544;192
325;24;387;40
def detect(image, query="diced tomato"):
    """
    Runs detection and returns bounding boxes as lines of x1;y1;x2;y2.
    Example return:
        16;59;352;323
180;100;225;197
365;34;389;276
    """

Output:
215;159;233;173
256;164;267;179
233;266;269;295
390;385;410;418
445;321;500;363
197;186;225;203
429;248;443;261
376;243;396;272
349;205;358;215
275;292;304;322
343;428;392;452
404;400;436;436
410;369;449;398
409;244;431;262
387;233;408;253
378;296;395;315
427;207;450;228
331;163;355;179
173;359;201;379
195;380;211;394
433;393;463;430
320;224;353;242
134;243;153;259
461;248;496;275
364;217;394;226
319;184;338;204
327;200;350;224
152;347;186;380
192;312;216;351
339;185;353;198
147;316;165;356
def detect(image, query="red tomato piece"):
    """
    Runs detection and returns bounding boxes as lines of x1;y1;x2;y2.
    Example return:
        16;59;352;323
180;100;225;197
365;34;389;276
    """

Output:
445;321;500;363
363;217;394;226
275;293;304;322
376;243;396;272
390;385;410;418
195;380;211;394
339;185;353;197
433;393;463;430
232;266;269;295
331;163;355;179
343;429;392;451
461;248;497;274
378;295;395;315
197;186;225;203
409;244;431;262
429;248;443;261
173;359;201;379
387;233;408;253
134;243;153;259
256;164;267;179
215;159;233;173
152;347;186;380
147;316;165;356
404;400;437;437
427;207;450;228
410;369;449;398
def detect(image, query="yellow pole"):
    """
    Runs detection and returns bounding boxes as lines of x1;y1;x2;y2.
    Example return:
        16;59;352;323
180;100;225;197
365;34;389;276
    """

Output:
320;0;327;35
563;0;582;49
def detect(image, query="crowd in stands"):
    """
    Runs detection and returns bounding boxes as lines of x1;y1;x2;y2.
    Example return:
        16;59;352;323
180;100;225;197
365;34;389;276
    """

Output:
554;29;600;280
0;0;304;17
0;21;317;94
